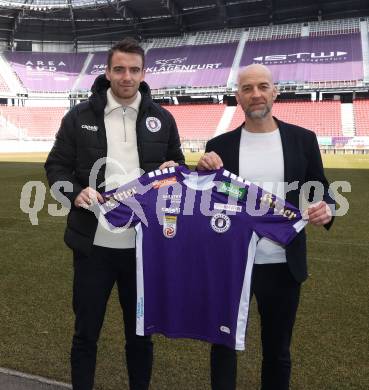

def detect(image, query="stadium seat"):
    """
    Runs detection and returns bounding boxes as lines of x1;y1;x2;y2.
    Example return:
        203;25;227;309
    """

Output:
227;100;343;136
353;99;369;136
0;74;9;92
0;106;66;139
163;104;226;140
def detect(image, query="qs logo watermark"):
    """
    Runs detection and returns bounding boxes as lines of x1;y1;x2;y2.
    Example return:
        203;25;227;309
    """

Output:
19;158;352;226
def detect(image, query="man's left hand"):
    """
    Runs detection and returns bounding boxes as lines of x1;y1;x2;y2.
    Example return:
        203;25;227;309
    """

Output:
306;201;332;226
159;161;179;170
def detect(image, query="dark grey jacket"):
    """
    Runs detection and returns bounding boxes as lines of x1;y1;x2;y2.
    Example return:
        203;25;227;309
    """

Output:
45;75;184;254
205;118;334;283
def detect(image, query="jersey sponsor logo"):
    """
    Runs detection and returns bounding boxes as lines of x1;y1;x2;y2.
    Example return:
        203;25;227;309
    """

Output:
81;124;98;132
220;325;231;334
153;176;177;189
145;61;223;74
162;194;182;202
146;116;162;133
211;213;231;233
218;182;247;200
260;193;297;220
214;203;242;213
161;207;180;214
90;64;107;75
104;186;137;202
253;51;348;63
163;215;177;238
155;57;187;66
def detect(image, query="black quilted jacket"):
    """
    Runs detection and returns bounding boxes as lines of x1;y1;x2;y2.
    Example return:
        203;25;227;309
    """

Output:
45;74;184;254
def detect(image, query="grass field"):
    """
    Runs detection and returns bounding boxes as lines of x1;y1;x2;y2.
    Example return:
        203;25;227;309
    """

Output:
0;154;368;389
1;151;369;169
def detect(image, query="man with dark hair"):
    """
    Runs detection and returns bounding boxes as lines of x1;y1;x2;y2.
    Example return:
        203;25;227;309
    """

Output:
45;38;184;390
107;38;145;69
197;64;334;390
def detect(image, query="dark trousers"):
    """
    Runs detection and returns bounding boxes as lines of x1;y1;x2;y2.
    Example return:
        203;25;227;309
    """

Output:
71;246;153;390
211;263;301;390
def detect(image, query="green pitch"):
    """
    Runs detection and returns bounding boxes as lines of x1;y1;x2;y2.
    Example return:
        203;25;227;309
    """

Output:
184;152;369;170
2;151;369;169
0;159;368;389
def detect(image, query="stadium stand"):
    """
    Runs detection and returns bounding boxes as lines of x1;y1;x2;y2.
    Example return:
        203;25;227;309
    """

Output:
0;115;19;139
4;52;88;92
145;42;238;90
76;52;106;91
240;32;363;84
0;17;365;94
273;101;343;136
247;23;302;41
148;35;189;49
227;100;343;137
193;29;243;45
163;104;226;140
308;18;360;36
0;16;368;152
0;27;363;94
145;28;243;49
0;73;9;92
353;99;369;136
0;106;66;139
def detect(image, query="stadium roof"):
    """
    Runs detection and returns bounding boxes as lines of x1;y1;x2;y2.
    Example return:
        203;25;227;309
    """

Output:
0;0;368;43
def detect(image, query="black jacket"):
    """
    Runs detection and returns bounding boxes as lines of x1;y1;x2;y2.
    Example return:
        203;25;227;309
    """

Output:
45;75;185;254
205;118;334;283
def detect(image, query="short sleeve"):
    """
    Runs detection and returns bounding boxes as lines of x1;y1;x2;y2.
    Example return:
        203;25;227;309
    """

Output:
99;177;150;228
247;186;307;245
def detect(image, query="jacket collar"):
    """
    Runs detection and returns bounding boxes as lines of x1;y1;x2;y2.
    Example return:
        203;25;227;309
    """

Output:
104;88;141;116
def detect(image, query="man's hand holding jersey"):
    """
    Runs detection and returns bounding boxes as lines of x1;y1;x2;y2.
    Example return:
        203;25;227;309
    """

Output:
74;160;179;209
197;152;223;171
74;187;104;208
159;160;179;170
306;201;332;226
196;151;332;227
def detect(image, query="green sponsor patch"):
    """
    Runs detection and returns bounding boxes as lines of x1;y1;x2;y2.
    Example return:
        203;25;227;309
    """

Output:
218;182;247;200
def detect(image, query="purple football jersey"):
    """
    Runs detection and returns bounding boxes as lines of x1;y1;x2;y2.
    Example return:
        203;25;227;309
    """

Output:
99;166;307;350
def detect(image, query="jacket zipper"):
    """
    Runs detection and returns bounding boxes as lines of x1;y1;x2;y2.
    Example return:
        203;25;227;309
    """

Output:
122;107;127;142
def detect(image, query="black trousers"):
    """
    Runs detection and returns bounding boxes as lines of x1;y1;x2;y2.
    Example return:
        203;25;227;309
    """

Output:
211;263;301;390
71;246;153;390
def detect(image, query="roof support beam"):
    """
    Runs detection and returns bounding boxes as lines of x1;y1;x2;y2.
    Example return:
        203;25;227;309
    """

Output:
265;0;274;24
216;0;228;27
161;0;183;27
67;0;77;50
10;9;25;49
9;0;30;48
107;0;140;38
